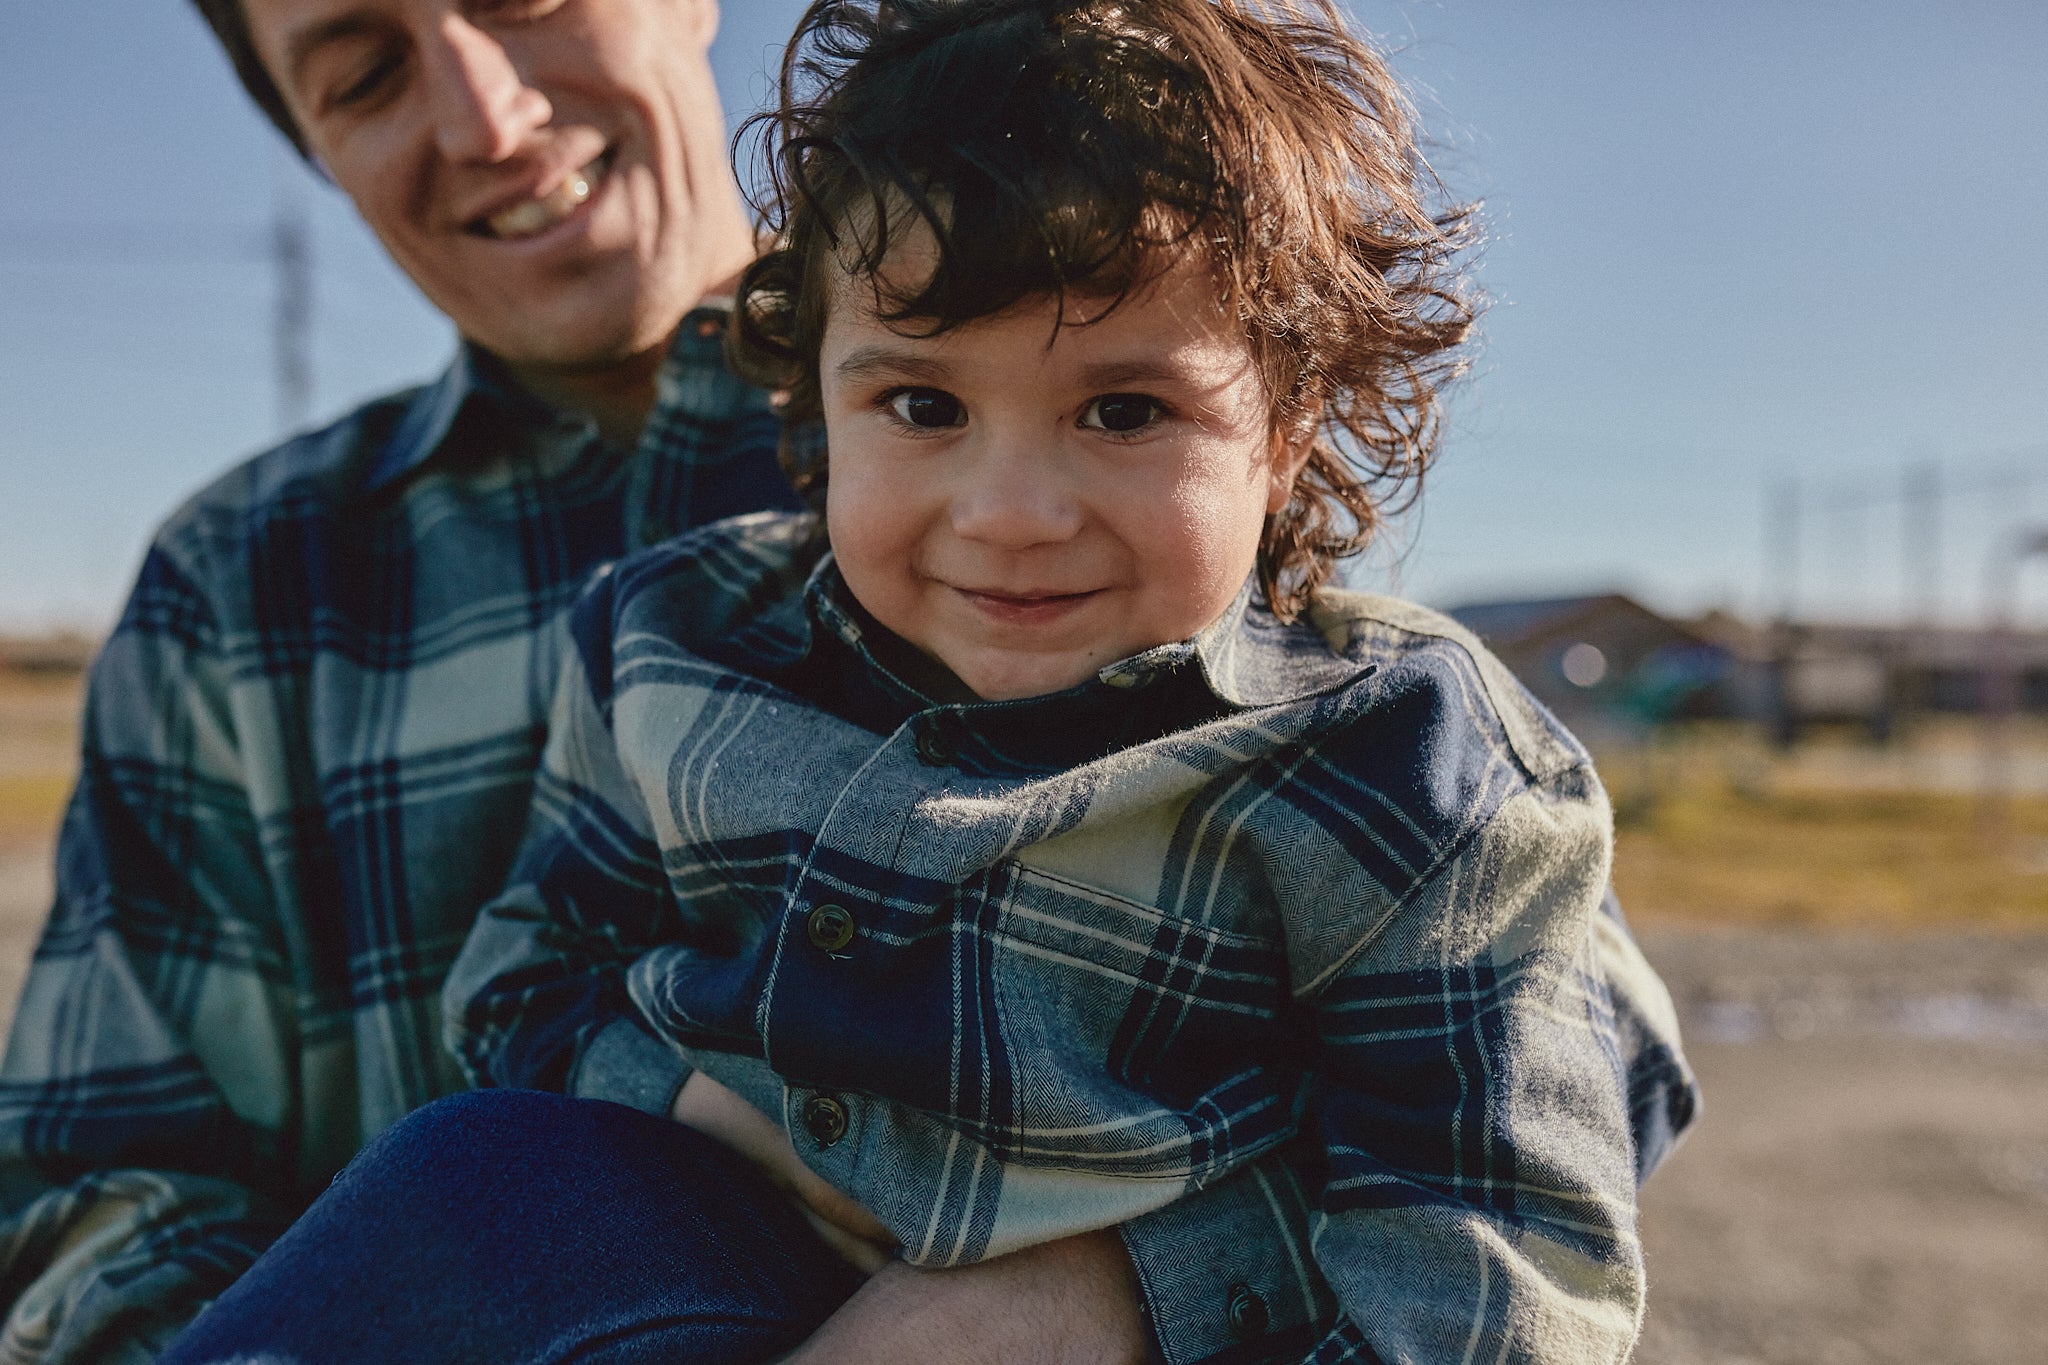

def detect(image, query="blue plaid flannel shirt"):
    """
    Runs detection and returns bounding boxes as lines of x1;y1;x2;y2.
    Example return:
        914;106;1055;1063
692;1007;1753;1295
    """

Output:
448;512;1699;1365
0;313;799;1364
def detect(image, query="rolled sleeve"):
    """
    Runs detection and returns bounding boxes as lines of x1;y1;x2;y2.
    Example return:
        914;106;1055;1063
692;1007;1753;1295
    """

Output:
570;1016;693;1117
0;545;296;1361
1118;1153;1334;1364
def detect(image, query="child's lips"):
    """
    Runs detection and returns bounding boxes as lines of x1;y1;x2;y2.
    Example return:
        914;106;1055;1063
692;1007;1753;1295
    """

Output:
954;586;1102;625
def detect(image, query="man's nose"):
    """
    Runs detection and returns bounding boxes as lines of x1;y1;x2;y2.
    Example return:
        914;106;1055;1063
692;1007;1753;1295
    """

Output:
423;16;551;163
947;443;1085;547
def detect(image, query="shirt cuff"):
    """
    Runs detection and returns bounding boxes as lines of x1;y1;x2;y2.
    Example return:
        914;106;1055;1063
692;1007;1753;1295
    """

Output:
569;1016;693;1117
1117;1153;1335;1364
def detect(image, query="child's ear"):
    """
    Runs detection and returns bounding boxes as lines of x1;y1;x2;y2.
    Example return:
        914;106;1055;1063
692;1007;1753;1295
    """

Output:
1264;411;1320;515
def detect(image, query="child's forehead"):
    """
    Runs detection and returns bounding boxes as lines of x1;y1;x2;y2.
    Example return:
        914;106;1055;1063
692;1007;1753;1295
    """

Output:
824;222;1242;353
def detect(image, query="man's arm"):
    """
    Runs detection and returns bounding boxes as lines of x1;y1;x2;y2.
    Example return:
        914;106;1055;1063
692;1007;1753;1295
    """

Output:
670;1069;1151;1365
783;1230;1151;1365
0;543;297;1363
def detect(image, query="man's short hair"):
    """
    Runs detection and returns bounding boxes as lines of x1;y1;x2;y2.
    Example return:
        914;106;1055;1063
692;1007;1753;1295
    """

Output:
191;0;312;156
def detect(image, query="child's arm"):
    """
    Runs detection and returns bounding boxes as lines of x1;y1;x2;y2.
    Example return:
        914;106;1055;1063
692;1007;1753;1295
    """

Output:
443;571;692;1116
1294;766;1657;1363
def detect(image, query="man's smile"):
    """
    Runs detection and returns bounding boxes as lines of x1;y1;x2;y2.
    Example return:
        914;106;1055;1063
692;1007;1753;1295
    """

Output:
468;147;616;241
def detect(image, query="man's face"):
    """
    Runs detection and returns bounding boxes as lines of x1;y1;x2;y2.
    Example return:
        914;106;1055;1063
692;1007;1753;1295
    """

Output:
820;242;1309;702
243;0;742;371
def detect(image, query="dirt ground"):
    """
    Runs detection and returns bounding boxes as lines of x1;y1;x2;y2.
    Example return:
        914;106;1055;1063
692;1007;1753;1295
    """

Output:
1;672;2045;1359
1631;927;2048;1365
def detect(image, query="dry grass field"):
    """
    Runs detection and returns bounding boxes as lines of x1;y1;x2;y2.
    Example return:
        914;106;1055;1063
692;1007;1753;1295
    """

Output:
0;668;77;1025
2;664;2046;1360
1605;722;2048;931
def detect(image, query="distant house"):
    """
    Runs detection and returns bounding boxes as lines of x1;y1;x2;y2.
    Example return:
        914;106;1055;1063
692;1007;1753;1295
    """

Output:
1445;594;1735;736
1703;618;2048;735
1445;593;2048;740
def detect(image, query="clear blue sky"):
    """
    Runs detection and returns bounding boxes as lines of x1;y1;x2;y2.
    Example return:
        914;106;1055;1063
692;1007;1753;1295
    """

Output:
3;1;2046;633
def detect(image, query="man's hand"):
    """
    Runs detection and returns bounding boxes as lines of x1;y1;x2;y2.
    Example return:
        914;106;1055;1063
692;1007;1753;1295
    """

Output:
670;1071;897;1271
675;1074;1152;1362
778;1229;1152;1365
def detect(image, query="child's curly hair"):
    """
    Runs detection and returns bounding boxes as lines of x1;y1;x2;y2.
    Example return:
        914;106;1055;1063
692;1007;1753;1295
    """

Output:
730;0;1478;620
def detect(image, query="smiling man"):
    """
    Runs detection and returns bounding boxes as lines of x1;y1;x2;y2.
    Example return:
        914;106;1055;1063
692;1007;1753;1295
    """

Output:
0;2;799;1358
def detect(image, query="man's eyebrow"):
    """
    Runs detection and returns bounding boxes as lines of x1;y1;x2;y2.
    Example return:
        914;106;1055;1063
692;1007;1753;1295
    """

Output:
831;346;952;385
283;12;384;91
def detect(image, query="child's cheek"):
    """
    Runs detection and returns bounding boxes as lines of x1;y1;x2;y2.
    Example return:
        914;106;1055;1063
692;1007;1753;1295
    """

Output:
824;466;917;613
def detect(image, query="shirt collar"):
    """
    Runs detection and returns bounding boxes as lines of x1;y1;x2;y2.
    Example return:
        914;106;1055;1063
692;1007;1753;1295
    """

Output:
364;341;562;493
796;557;1372;716
365;306;735;494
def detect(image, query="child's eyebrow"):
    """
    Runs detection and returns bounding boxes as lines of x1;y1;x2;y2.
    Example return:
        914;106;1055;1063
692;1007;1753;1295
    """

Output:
1074;358;1201;390
831;346;952;386
831;346;1215;391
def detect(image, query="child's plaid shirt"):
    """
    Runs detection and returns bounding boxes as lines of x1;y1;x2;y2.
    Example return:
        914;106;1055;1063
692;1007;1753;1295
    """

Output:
447;512;1698;1365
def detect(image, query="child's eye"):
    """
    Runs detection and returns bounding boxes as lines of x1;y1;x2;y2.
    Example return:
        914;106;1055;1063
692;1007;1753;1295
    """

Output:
1079;394;1164;435
885;388;966;430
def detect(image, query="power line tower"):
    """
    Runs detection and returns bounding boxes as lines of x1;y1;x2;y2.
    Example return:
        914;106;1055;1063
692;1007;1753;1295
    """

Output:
271;193;314;432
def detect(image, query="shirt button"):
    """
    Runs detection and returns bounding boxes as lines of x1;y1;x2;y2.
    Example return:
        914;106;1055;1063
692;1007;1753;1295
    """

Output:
801;1093;849;1147
805;903;857;953
914;717;956;767
1226;1283;1269;1340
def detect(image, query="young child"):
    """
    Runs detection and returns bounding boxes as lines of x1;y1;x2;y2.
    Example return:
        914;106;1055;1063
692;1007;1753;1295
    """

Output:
436;1;1697;1361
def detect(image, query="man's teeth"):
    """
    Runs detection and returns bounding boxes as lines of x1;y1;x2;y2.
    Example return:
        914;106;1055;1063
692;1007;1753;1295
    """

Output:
487;164;597;239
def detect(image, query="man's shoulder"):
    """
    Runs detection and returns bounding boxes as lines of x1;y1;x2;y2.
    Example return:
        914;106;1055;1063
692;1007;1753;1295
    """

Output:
1304;588;1591;788
149;384;426;576
103;384;429;657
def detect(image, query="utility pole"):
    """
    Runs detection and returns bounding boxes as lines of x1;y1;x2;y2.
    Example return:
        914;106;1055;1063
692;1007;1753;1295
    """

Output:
1894;460;1941;741
1980;528;2048;848
271;193;314;433
1767;477;1801;746
1905;461;1941;629
1768;477;1800;624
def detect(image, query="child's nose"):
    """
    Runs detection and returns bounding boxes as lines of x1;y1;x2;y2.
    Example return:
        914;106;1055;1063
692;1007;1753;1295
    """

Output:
946;446;1084;547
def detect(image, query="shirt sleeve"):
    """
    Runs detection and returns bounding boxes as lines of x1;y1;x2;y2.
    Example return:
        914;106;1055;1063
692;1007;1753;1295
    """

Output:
0;544;297;1363
1292;766;1655;1365
442;571;693;1118
1117;883;1697;1364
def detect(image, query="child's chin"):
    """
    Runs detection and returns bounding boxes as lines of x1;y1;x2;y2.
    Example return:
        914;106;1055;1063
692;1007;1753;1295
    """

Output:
955;655;1097;702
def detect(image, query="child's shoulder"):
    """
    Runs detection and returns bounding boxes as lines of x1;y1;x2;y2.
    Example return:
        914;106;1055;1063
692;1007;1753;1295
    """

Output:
613;510;820;611
568;511;821;683
1303;588;1591;787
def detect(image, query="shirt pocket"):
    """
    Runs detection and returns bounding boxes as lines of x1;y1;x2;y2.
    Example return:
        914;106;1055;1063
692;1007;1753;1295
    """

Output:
987;863;1305;1182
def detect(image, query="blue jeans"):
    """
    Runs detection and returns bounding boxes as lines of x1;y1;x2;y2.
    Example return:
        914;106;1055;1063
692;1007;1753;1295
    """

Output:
160;1090;864;1365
